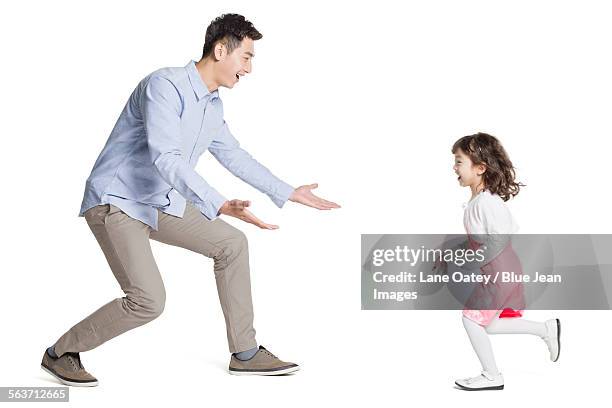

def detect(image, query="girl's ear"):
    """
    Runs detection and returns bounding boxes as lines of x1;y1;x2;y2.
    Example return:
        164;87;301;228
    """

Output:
477;163;487;176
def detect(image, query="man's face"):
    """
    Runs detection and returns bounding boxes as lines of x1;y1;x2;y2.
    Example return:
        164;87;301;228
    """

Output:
216;37;254;89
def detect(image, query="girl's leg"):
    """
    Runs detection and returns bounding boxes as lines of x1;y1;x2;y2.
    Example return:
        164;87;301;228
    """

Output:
462;315;500;376
485;313;561;362
485;315;546;337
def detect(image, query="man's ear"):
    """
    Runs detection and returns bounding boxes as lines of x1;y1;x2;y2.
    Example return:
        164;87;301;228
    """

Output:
214;42;226;61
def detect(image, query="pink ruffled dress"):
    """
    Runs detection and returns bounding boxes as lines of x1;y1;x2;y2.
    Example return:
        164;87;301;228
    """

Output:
461;190;525;326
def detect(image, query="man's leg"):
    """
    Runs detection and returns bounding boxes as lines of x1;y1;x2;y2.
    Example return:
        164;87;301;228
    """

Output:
52;204;166;357
149;201;256;353
149;201;299;375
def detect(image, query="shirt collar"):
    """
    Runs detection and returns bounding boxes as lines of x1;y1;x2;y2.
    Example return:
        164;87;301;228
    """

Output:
186;60;219;101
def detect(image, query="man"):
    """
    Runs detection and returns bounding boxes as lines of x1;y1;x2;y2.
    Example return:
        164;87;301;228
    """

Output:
41;13;340;386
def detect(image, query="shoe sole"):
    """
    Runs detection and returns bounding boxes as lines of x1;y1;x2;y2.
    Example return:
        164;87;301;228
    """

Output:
229;365;300;376
553;318;561;362
455;382;504;391
41;365;98;387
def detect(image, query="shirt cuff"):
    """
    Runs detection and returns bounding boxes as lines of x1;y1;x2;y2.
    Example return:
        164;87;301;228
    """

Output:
194;189;228;220
269;181;295;208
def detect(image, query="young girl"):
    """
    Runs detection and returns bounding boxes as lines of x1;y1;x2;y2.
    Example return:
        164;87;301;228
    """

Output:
451;133;561;391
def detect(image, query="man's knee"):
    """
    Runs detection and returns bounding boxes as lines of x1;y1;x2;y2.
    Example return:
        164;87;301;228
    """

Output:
215;229;248;262
124;287;166;320
147;292;166;319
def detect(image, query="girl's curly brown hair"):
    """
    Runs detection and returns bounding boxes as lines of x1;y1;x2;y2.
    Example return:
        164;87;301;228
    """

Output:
452;132;524;201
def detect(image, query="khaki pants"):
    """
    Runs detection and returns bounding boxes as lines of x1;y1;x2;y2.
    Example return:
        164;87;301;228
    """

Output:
53;201;257;356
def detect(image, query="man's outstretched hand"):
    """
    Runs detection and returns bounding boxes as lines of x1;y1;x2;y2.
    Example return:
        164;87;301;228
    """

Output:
218;184;339;229
218;199;279;230
289;183;341;210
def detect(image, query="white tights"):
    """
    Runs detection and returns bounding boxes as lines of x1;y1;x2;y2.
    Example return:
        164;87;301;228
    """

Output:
462;313;547;375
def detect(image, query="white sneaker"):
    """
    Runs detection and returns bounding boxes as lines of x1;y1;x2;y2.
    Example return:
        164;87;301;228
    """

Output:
543;318;561;362
455;371;504;391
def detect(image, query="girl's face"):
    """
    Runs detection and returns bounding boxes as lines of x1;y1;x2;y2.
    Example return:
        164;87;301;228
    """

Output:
453;148;486;188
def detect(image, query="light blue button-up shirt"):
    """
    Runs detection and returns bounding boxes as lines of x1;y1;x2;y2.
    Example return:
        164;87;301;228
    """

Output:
79;60;294;231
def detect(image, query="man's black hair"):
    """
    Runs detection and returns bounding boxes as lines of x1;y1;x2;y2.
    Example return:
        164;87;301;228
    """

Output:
202;14;262;59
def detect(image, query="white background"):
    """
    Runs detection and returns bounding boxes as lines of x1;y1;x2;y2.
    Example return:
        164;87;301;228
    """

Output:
2;0;611;406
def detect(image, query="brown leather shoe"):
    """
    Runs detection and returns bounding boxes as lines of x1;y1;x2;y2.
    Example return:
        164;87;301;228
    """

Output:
229;346;299;376
41;348;98;387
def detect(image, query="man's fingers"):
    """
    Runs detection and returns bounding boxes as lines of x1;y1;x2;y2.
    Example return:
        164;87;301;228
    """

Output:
318;198;340;208
229;199;251;209
310;200;333;209
308;195;339;209
262;223;279;230
222;201;278;228
312;196;340;208
242;209;279;230
311;193;340;207
302;200;332;210
305;190;340;208
301;195;330;209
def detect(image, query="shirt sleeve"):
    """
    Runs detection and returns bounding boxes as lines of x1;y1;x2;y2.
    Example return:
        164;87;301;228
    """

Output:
468;196;515;268
142;76;227;219
208;118;294;208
